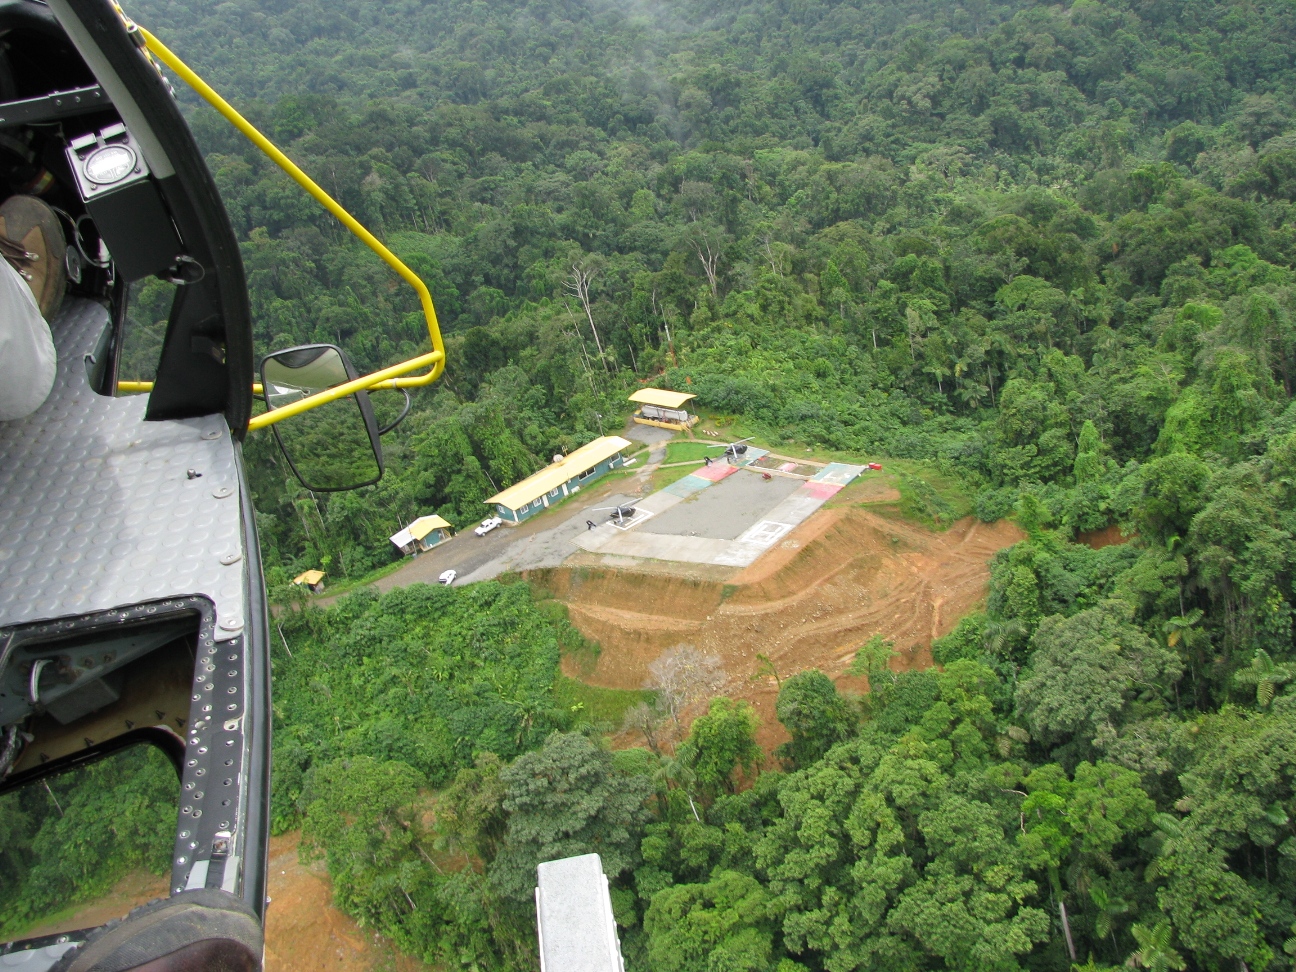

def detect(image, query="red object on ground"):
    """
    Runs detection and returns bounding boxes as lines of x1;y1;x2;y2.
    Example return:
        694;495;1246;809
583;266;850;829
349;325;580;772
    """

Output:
762;472;773;480
868;462;883;470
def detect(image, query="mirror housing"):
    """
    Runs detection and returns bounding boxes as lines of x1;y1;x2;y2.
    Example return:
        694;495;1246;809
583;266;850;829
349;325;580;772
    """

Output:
260;345;383;492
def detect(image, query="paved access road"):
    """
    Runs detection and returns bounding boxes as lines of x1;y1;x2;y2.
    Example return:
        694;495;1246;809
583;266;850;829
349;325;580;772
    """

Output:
366;424;673;591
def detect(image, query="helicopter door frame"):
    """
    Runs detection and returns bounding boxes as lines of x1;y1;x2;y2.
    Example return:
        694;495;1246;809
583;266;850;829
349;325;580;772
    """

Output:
46;0;255;433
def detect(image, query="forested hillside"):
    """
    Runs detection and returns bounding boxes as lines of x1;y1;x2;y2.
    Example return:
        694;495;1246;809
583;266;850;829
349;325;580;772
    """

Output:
119;0;1296;968
130;0;1296;580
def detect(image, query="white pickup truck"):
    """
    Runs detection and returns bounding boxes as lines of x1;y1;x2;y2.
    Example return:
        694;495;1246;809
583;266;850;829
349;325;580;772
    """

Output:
474;516;503;536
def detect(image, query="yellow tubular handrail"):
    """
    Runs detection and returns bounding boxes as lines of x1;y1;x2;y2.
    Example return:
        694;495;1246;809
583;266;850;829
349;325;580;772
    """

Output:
124;27;445;430
118;381;266;394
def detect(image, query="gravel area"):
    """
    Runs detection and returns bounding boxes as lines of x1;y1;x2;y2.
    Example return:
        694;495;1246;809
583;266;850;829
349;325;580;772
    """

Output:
456;491;644;582
624;423;674;446
647;470;803;540
328;423;693;593
366;488;647;589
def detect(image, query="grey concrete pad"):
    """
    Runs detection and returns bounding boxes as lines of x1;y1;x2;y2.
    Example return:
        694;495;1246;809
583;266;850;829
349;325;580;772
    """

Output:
761;490;837;528
593;530;738;564
364;444;862;584
637;488;686;515
624;423;675;446
647;471;803;540
456;492;643;583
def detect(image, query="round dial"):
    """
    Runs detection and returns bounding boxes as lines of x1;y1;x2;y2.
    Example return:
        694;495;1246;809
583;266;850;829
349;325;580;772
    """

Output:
83;144;137;185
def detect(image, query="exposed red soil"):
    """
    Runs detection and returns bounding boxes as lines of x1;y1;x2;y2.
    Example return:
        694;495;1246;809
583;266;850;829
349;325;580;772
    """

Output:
22;871;170;939
1077;523;1131;549
825;473;902;507
19;834;416;972
264;832;427;972
532;509;1024;754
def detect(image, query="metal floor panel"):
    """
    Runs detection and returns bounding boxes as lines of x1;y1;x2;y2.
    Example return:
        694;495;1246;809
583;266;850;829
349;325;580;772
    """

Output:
0;299;245;639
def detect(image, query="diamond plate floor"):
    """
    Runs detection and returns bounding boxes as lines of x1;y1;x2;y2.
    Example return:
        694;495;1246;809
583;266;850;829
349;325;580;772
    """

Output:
0;300;246;639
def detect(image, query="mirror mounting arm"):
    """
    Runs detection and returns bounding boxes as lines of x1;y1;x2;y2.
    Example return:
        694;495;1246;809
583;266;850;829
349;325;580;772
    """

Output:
246;348;442;431
377;388;412;436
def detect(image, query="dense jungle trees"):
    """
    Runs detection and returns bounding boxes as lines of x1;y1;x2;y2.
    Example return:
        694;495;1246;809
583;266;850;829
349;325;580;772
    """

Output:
124;0;1296;584
105;0;1296;966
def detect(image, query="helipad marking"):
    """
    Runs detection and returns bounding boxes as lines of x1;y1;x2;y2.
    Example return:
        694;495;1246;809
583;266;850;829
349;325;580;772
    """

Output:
609;509;654;531
737;520;794;546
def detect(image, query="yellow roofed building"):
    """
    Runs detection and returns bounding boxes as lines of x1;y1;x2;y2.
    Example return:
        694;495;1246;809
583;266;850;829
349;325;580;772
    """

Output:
629;388;698;430
390;515;454;555
292;569;326;594
485;436;633;524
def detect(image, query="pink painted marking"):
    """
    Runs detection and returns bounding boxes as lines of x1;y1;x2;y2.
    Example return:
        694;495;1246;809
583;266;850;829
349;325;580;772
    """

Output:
799;481;842;501
694;463;739;482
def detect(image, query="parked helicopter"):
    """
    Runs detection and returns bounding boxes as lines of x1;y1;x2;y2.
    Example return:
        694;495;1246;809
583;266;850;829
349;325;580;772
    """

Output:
594;504;639;525
705;437;755;462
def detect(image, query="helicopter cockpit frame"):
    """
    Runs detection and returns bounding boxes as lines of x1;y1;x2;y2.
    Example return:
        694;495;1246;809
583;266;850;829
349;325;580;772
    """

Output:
0;1;445;968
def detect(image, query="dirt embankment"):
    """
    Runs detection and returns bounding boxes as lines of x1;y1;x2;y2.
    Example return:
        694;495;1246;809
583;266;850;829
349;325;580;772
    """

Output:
20;833;421;972
265;832;427;972
532;508;1023;752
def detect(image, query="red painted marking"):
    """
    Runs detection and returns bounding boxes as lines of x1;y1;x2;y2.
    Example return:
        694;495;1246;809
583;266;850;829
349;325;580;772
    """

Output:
694;463;739;482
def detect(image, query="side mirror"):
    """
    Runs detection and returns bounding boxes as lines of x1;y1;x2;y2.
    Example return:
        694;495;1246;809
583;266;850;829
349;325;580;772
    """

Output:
260;345;383;491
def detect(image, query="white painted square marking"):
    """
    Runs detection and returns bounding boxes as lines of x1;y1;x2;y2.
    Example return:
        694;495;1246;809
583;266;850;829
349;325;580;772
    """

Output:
609;509;654;531
737;520;793;547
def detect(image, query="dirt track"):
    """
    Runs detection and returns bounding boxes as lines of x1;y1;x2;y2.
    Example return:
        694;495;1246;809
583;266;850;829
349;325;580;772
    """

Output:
533;507;1023;752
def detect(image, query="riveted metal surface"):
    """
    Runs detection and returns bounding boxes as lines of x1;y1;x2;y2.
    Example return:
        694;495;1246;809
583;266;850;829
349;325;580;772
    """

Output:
0;299;245;640
171;599;249;896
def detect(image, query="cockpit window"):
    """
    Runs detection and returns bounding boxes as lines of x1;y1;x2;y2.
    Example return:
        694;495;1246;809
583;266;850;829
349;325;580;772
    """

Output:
119;276;177;383
0;743;177;942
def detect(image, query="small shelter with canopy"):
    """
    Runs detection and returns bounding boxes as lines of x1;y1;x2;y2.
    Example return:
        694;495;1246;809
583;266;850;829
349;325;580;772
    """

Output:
292;569;326;594
389;515;454;556
628;388;698;430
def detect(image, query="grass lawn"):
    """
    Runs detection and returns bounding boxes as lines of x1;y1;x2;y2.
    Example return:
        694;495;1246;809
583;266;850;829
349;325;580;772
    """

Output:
664;440;722;463
554;675;654;727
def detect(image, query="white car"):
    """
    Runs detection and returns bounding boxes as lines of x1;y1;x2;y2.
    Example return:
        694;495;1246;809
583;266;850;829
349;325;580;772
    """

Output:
438;569;457;586
474;516;503;536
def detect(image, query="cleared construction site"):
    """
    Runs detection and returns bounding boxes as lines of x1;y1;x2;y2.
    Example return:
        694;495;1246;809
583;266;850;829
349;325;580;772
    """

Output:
531;457;1024;749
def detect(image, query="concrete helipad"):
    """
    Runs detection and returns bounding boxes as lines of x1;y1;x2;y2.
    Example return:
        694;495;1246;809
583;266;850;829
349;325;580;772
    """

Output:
649;471;803;539
572;459;865;567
